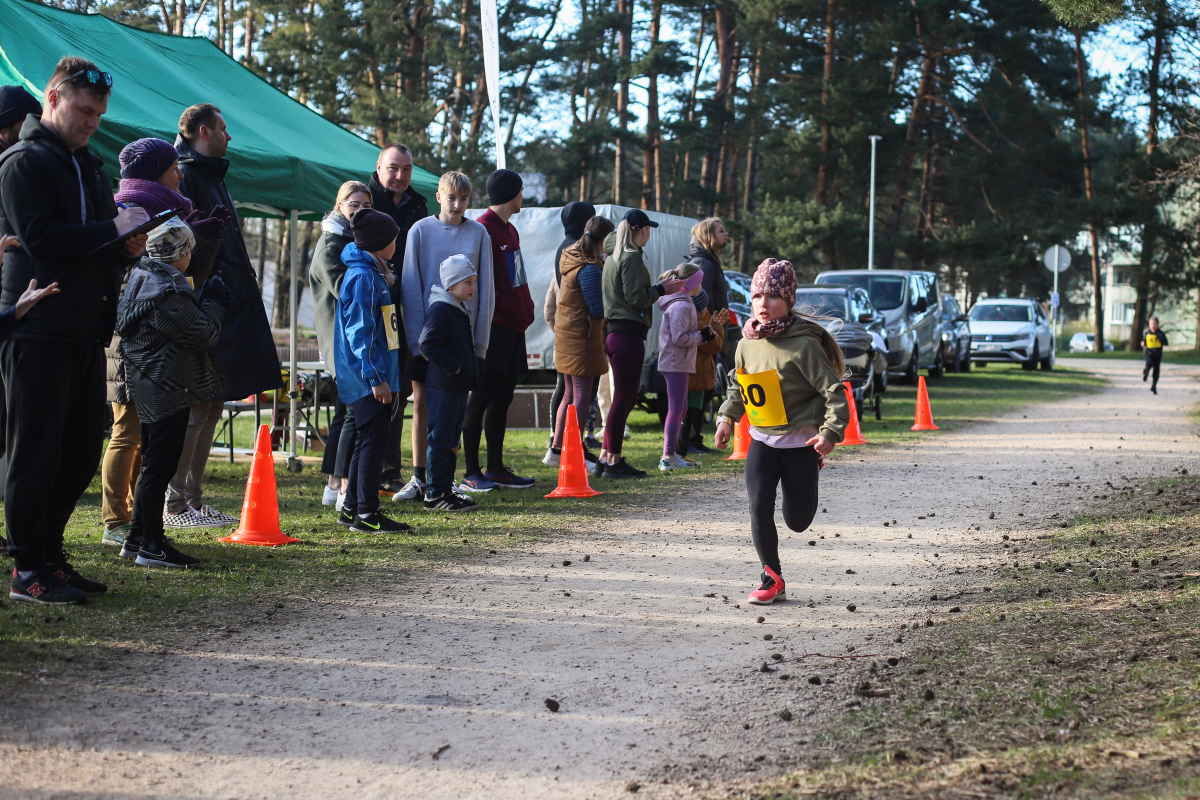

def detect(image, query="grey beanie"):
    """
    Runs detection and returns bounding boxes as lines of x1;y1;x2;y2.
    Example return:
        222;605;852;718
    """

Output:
440;254;476;290
146;217;196;263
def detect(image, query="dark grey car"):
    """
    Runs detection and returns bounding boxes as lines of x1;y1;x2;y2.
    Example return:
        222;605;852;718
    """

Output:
814;269;944;383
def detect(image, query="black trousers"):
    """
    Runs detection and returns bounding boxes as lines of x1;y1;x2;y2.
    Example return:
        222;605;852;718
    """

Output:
380;395;407;485
334;402;357;479
321;398;347;476
345;395;392;516
128;408;190;549
1144;349;1162;390
745;440;821;575
2;339;107;571
464;324;525;475
548;371;565;440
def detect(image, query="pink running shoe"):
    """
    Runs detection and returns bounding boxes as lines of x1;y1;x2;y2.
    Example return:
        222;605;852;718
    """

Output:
748;565;786;605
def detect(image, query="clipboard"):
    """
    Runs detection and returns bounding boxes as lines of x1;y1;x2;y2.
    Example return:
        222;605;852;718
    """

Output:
86;208;181;256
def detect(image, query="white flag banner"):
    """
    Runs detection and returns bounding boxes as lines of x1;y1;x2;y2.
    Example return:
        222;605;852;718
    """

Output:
480;0;505;169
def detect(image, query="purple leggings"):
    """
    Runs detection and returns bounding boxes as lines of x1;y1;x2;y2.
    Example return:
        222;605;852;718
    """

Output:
552;374;595;450
661;371;690;456
604;331;646;454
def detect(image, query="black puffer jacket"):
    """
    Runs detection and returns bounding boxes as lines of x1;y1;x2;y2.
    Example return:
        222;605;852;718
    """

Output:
686;240;729;314
175;137;281;400
368;173;428;278
0;116;134;345
116;259;226;424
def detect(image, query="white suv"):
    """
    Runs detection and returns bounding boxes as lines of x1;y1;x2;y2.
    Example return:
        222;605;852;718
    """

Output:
969;298;1055;370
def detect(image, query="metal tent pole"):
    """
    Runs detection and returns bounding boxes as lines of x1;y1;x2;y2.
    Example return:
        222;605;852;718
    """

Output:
287;209;301;471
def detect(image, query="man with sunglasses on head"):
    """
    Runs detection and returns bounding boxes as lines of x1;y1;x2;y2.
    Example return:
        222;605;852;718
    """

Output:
367;143;428;495
165;103;281;530
0;56;151;604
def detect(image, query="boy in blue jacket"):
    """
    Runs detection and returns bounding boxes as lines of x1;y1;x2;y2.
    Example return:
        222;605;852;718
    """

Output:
418;255;481;512
334;209;410;534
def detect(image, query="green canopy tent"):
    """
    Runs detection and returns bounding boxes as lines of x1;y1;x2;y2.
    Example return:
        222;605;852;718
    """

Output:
0;0;440;466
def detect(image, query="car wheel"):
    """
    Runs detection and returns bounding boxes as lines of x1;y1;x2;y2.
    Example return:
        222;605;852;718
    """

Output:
949;344;961;373
1040;345;1055;371
960;346;971;372
903;350;919;385
928;347;944;379
873;368;888;395
1022;342;1039;371
975;360;987;368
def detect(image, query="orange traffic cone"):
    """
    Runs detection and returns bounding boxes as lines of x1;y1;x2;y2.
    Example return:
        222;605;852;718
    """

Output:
545;405;602;498
840;381;868;445
725;413;751;461
220;424;300;546
910;376;939;431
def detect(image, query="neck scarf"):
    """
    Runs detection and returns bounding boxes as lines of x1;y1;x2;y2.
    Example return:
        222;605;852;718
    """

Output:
115;179;194;218
743;313;796;340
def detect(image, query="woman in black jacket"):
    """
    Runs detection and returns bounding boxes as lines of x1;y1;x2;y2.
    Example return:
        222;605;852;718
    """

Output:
687;217;730;314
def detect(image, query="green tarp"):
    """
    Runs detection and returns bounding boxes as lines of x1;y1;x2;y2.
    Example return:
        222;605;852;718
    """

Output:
0;0;440;218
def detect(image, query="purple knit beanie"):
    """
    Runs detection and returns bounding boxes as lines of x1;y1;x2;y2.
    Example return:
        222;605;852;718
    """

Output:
750;258;798;306
119;138;179;181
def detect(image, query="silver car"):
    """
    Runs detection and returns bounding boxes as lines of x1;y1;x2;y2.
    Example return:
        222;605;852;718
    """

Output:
968;298;1055;370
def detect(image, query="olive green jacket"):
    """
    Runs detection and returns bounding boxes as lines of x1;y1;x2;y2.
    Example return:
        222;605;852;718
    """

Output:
601;231;659;330
718;317;849;443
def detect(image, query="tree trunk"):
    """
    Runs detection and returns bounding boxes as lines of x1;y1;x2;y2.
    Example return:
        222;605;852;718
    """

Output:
174;0;184;34
613;0;633;205
702;2;736;214
814;0;836;207
446;0;472;161
242;0;255;65
272;219;289;330
1128;0;1167;351
879;45;937;270
1074;30;1104;354
641;0;662;210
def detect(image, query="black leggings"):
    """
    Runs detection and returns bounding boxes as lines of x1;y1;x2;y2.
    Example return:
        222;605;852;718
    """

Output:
1144;349;1162;390
463;369;519;475
746;440;820;575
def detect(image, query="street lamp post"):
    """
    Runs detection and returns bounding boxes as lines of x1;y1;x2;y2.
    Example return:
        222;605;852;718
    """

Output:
868;135;881;270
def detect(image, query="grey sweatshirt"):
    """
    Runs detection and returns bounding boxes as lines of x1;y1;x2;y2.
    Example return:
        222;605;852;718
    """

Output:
400;216;495;359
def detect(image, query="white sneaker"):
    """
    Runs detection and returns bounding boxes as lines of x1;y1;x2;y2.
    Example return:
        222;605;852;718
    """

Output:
658;454;692;471
624;425;632;440
392;475;426;502
542;448;561;466
195;504;238;526
322;485;339;506
163;507;226;529
335;491;347;512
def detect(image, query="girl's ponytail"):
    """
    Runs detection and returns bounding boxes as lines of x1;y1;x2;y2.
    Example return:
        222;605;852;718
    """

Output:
816;327;847;379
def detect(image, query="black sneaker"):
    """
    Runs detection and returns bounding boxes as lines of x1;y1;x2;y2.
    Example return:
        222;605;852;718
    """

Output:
336;509;356;527
688;436;713;455
603;457;646;478
583;434;602;450
423;492;480;512
52;562;107;595
380;477;407;494
119;539;142;560
350;512;411;533
136;541;200;569
10;567;86;605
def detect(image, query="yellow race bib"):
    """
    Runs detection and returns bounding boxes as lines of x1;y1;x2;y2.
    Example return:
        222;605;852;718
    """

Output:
736;368;788;427
1145;333;1162;349
381;304;400;351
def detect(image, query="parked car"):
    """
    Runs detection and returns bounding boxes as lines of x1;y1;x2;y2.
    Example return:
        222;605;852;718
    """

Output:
940;295;972;372
968;298;1055;369
1068;332;1115;353
814;269;944;383
794;284;888;419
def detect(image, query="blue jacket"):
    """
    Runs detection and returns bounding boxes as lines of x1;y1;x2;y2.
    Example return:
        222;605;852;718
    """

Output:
419;286;477;393
334;242;401;403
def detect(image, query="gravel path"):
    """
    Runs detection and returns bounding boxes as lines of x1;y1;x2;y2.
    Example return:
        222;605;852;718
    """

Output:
3;358;1198;800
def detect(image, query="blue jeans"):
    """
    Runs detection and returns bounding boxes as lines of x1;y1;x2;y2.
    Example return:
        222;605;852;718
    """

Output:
426;387;469;498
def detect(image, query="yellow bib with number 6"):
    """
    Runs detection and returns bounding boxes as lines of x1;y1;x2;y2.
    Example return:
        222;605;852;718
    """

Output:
381;304;400;351
736;368;788;427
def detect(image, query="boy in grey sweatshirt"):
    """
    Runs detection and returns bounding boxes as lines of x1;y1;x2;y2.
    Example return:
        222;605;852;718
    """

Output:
392;171;495;503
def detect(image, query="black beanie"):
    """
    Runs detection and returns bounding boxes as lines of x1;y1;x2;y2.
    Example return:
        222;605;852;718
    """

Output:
0;86;41;131
349;207;399;253
486;169;523;207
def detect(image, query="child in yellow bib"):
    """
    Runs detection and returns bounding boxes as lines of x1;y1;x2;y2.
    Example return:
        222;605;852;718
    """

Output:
714;258;849;605
1141;316;1168;394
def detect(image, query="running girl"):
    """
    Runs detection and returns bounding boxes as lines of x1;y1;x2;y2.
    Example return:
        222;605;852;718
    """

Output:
714;258;848;605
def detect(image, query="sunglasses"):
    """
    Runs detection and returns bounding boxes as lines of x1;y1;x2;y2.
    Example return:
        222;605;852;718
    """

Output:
340;200;373;210
54;69;113;94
